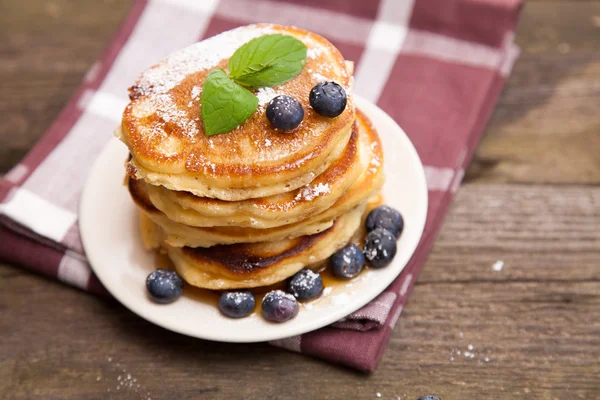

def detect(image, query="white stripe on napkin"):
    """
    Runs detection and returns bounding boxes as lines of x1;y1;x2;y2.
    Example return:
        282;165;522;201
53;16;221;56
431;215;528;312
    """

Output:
57;251;92;289
0;188;77;242
424;166;455;192
389;306;404;329
4;164;29;185
79;90;129;124
353;0;415;102
217;0;372;45
402;30;504;71
156;0;219;14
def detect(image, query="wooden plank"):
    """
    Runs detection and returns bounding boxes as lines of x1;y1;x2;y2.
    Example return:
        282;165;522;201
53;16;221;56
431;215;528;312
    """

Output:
0;184;598;399
424;184;600;283
467;2;600;184
0;0;131;172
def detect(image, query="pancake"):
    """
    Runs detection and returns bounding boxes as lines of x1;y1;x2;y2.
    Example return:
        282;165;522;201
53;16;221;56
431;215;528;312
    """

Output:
161;206;365;290
119;24;355;201
129;176;337;246
145;111;376;229
127;109;384;247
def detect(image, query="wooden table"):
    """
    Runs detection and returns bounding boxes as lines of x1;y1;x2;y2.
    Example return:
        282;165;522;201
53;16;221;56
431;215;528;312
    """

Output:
1;1;599;399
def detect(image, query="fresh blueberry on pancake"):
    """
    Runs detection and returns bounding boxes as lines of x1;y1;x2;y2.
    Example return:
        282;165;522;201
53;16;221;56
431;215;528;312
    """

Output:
262;290;299;322
146;269;184;304
363;227;397;269
366;205;404;238
288;269;323;302
266;95;304;130
330;243;365;279
218;291;256;318
309;81;347;117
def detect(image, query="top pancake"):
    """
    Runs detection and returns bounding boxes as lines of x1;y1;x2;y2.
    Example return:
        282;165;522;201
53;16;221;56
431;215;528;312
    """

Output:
119;24;355;201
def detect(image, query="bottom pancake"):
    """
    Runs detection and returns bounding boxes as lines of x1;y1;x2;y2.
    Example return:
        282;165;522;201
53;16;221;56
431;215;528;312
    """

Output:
140;205;365;290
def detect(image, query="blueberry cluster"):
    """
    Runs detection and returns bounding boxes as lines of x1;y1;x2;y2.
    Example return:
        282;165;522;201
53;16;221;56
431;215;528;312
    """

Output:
145;206;404;322
266;81;347;130
330;205;404;278
216;268;323;323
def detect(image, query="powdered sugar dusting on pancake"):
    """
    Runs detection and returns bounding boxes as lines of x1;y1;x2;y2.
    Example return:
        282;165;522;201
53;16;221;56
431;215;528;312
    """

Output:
131;25;274;98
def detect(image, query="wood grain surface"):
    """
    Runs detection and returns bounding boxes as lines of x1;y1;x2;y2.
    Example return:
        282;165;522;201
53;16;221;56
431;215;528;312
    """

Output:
1;1;599;399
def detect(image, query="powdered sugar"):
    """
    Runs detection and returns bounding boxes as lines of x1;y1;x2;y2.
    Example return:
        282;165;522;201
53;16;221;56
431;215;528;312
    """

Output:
152;93;198;138
295;183;330;201
266;290;296;302
133;25;274;96
307;46;323;59
449;343;493;363
256;87;282;107
364;245;378;261
191;86;202;99
492;260;504;272
290;269;320;293
104;357;147;395
221;291;250;306
311;72;329;83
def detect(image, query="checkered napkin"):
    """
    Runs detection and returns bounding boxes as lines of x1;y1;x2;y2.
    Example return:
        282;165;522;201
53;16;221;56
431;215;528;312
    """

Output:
0;0;522;371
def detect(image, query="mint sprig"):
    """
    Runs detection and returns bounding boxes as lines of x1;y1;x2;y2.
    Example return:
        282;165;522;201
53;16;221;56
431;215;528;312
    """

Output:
200;34;307;136
201;69;258;136
229;34;307;88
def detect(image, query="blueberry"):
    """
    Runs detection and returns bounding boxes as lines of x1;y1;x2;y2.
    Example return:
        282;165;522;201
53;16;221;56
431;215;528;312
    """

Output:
266;95;304;130
261;290;299;323
417;396;441;400
330;244;365;279
363;228;397;269
288;269;323;302
146;269;184;304
366;205;404;238
309;81;347;118
218;291;256;318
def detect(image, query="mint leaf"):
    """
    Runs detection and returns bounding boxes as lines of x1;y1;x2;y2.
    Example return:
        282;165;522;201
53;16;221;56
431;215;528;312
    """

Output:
228;34;307;88
200;69;258;136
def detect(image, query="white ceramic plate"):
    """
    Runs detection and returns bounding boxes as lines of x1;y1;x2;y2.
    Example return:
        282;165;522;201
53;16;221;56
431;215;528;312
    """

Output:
80;96;428;343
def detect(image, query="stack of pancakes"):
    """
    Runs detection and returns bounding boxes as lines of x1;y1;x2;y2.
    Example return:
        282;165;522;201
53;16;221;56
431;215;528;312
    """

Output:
117;24;384;290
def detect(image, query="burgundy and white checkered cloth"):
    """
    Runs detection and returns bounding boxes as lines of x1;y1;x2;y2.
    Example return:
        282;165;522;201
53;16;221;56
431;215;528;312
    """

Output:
0;0;522;371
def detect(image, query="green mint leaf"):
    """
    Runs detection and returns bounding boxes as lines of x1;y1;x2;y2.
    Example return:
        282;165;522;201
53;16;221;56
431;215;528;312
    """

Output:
228;34;307;88
200;69;258;136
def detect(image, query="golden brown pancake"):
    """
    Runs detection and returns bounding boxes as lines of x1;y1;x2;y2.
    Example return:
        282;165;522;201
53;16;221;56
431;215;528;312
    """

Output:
118;24;355;201
139;206;365;290
129;176;335;247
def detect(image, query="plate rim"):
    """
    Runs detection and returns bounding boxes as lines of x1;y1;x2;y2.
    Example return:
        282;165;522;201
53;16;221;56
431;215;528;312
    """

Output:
79;95;428;343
